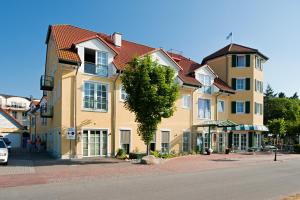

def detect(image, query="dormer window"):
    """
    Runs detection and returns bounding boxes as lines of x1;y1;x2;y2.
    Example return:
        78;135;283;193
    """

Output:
84;48;108;77
198;74;212;94
236;55;246;67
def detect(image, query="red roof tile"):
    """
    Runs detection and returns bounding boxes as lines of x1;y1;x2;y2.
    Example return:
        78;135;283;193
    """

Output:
202;43;268;64
47;24;234;92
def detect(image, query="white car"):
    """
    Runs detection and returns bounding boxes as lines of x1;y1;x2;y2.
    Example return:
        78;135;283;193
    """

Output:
0;139;9;165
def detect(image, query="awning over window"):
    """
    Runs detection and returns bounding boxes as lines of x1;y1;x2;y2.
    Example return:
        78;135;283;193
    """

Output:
193;120;238;128
224;124;269;132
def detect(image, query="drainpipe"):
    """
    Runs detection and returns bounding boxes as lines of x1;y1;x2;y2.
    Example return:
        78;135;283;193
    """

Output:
73;64;80;158
112;72;121;156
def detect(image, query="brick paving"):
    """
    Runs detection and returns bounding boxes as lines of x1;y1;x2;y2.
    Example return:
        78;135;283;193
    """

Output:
0;152;300;188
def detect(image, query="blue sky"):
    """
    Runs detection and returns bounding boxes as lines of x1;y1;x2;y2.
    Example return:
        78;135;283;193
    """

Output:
0;0;299;98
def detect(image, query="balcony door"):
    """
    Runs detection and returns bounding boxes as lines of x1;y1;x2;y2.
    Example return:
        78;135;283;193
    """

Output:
82;129;108;157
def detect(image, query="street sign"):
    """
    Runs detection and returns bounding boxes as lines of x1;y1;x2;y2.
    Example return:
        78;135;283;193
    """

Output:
67;128;76;140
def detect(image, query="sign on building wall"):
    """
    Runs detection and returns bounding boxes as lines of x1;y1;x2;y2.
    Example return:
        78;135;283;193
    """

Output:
67;128;76;140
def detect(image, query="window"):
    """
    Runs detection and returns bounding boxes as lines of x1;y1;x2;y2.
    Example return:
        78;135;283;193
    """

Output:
12;111;17;119
41;118;47;126
204;133;209;149
120;85;128;101
255;102;263;115
182;95;191;108
236;102;245;113
198;74;212;94
120;130;131;154
233;133;240;150
218;100;225;112
236;55;246;67
236;78;245;90
182;132;191;152
255;80;263;93
150;133;156;151
256;56;263;70
161;131;170;154
198;99;211;119
84;48;108;77
82;130;108;157
83;81;108;111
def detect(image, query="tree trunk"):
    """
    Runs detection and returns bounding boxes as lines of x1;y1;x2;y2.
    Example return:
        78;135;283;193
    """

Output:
146;143;150;155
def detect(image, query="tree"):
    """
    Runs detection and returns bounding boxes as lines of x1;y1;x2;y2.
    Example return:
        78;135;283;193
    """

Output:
121;56;179;155
268;118;287;145
278;92;286;98
264;84;276;98
290;92;299;100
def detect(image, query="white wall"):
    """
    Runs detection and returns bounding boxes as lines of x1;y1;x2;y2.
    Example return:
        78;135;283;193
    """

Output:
149;50;180;76
0;112;19;129
76;39;117;76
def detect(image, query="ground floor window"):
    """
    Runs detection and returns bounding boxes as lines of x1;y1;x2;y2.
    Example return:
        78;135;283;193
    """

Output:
218;133;224;152
233;133;239;150
150;133;156;151
204;133;209;149
120;130;130;154
82;129;108;157
161;131;170;154
241;134;247;150
182;132;191;152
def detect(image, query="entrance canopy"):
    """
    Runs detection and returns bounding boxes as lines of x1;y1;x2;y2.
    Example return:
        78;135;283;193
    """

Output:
224;124;269;132
193;120;238;128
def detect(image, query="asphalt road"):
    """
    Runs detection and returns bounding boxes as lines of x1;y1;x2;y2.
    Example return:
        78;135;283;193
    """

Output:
1;158;300;200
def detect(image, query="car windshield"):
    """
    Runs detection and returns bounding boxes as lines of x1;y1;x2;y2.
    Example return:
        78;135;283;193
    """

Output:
0;140;6;148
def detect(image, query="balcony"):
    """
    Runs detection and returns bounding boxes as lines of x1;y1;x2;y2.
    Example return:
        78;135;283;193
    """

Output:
40;75;54;91
84;62;108;77
40;105;53;118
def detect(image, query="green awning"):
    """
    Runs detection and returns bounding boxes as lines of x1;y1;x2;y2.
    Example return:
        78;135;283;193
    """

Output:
193;120;238;128
224;124;269;132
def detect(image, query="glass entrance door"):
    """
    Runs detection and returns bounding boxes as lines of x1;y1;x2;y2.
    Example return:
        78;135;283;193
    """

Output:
241;134;247;151
82;130;108;157
218;133;224;152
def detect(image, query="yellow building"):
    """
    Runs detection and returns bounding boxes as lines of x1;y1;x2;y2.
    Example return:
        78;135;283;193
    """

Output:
29;25;268;158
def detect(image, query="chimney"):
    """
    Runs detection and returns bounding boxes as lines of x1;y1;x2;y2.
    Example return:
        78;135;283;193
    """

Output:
112;32;122;47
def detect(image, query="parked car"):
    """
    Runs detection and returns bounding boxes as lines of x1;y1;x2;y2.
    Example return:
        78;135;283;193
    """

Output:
0;136;11;152
0;139;9;165
262;145;278;151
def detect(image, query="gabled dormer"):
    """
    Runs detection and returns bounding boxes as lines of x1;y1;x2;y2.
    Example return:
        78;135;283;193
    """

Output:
195;65;217;94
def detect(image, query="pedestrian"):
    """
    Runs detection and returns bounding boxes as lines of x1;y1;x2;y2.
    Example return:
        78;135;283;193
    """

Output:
27;138;32;152
36;136;41;152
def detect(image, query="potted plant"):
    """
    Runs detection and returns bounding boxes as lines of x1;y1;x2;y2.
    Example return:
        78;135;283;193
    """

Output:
225;148;230;154
206;148;213;155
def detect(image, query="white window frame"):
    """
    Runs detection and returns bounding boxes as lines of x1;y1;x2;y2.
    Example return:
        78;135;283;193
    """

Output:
198;98;211;119
82;81;109;112
218;100;225;113
161;130;170;154
120;84;128;102
182;95;191;109
255;102;263;115
236;78;246;90
83;48;109;77
119;129;131;154
81;129;109;157
236;101;245;114
236;55;246;68
255;56;263;71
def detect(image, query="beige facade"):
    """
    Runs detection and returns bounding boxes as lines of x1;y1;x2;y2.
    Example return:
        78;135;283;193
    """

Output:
29;25;268;158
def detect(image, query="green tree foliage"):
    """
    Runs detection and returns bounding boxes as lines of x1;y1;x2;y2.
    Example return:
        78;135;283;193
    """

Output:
290;92;299;100
121;55;179;155
278;92;286;98
268;118;287;139
264;84;277;99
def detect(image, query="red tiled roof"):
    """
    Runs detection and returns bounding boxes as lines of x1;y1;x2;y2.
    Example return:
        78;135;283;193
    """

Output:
0;108;24;129
214;78;235;94
47;24;234;91
201;43;268;64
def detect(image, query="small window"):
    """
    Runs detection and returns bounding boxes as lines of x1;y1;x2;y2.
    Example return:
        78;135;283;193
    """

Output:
83;81;108;111
182;95;191;108
198;99;211;119
255;102;263;115
256;56;263;71
120;130;130;154
236;55;246;67
236;102;245;113
161;131;170;154
236;78;245;90
218;100;225;112
120;85;128;101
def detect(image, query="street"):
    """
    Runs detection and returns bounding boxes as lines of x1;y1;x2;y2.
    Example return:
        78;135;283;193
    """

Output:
0;153;300;200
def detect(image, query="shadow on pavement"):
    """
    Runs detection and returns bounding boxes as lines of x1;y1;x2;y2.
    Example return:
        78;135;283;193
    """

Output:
7;150;123;167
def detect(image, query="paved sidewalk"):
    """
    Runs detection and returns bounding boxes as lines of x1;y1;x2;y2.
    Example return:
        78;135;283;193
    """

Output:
1;152;299;188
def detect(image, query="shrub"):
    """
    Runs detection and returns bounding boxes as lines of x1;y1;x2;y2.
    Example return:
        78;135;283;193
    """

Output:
150;150;160;158
116;149;127;159
294;144;300;153
129;152;146;159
